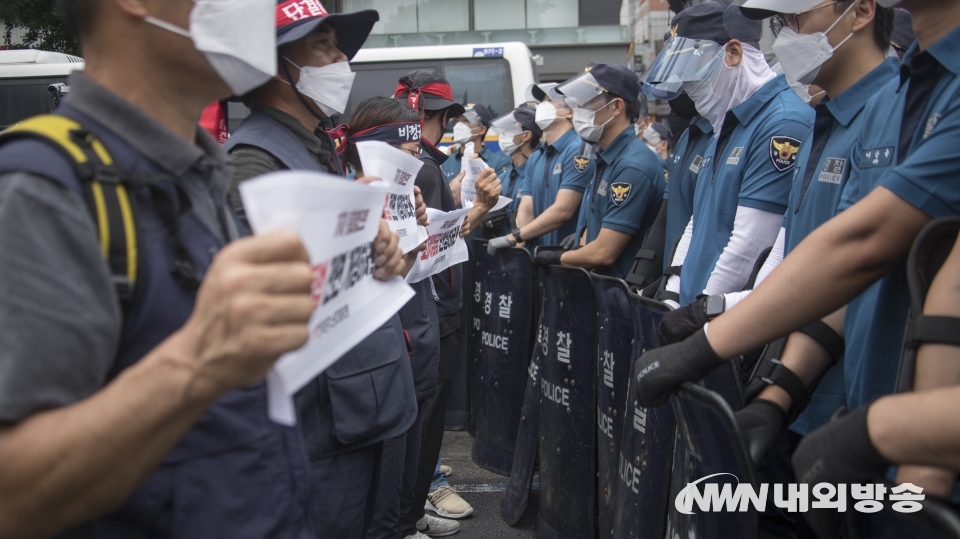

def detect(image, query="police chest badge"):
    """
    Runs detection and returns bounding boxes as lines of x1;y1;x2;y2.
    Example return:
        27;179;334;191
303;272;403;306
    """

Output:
574;156;590;173
610;182;631;206
770;136;802;172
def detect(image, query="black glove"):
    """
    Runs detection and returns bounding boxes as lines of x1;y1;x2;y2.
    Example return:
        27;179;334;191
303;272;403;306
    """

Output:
633;328;724;408
792;405;890;539
482;209;508;235
534;250;564;267
560;233;579;251
734;399;787;468
659;296;709;345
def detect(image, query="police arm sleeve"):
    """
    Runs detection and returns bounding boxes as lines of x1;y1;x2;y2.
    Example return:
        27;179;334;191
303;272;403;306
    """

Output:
722;226;785;312
663;216;693;308
705;186;930;359
0;174;222;537
702;206;782;297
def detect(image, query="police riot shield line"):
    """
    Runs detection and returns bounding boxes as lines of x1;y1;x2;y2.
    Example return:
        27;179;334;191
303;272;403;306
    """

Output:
592;276;637;538
666;382;759;539
500;304;545;526
469;239;537;475
536;266;600;539
612;291;675;539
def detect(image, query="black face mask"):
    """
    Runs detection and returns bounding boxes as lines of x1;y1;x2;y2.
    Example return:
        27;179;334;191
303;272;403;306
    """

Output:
669;93;699;120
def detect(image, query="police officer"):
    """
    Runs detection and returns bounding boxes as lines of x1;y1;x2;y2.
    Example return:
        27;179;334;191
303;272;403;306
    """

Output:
643;1;814;308
533;63;666;279
442;103;512;183
486;83;595;253
641;122;672;162
393;69;501;539
634;91;652;135
224;5;417;538
484;104;542;238
0;0;317;536
633;1;960;534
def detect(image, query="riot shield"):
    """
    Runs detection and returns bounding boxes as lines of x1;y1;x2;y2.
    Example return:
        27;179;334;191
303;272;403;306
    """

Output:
844;494;960;539
470;239;537;475
666;383;758;539
536;266;599;539
593;276;635;537
612;292;674;539
500;311;544;525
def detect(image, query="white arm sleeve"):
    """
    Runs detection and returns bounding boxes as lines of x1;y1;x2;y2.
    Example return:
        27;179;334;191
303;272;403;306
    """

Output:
721;226;785;312
663;216;693;309
703;206;782;297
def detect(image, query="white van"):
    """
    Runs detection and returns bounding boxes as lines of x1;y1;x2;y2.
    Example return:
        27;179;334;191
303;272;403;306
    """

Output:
226;41;538;138
0;50;84;129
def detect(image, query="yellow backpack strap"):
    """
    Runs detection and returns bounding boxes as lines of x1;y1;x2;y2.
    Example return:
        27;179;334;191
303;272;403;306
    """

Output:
1;115;137;300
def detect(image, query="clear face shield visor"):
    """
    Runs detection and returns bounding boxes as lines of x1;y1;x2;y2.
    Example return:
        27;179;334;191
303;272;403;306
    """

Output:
641;36;726;101
460;109;484;127
555;72;609;109
491;113;524;138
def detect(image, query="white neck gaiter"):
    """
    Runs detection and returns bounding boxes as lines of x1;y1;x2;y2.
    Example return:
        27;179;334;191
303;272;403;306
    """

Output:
684;44;775;137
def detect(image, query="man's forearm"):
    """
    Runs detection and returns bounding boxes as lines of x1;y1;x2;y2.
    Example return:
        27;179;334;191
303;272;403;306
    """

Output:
516;198;534;229
869;387;960;470
755;307;845;410
0;334;217;538
462;202;494;236
519;196;579;243
707;188;930;358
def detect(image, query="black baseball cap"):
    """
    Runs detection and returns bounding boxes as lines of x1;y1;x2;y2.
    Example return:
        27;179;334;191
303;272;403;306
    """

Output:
462;103;493;128
891;8;916;53
672;1;761;47
275;1;379;60
513;105;543;138
556;63;641;107
395;69;466;117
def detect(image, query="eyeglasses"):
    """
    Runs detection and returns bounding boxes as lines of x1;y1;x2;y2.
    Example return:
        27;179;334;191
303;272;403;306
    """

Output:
391;144;422;159
770;1;839;37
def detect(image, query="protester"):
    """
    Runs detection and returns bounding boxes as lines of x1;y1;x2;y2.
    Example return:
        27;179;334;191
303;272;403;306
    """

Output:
224;7;418;538
0;0;320;536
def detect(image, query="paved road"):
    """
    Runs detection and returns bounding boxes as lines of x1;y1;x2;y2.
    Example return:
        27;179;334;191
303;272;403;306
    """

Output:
431;431;538;538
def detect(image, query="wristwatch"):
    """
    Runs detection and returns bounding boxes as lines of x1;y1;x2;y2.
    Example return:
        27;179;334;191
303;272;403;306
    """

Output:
512;227;524;244
703;295;726;319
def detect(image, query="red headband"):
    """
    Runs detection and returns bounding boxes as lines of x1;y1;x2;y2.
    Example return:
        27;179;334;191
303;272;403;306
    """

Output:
276;0;329;28
394;80;454;111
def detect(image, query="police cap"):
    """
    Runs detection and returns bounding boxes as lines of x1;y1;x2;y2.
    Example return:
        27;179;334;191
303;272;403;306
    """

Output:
672;1;761;47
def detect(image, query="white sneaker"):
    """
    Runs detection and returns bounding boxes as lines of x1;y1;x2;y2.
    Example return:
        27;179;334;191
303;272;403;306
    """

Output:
425;486;474;519
439;464;453;477
416;513;460;536
404;533;430;539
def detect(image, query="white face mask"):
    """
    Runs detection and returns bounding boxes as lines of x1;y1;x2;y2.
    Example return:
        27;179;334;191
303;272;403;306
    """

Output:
535;101;559;130
145;0;276;96
635;124;644;137
772;1;856;86
282;59;355;117
572;100;615;144
453;122;478;145
499;132;520;156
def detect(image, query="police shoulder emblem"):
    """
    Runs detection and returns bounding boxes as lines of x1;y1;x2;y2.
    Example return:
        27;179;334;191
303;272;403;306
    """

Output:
770;136;802;172
574;156;590;173
610;182;632;206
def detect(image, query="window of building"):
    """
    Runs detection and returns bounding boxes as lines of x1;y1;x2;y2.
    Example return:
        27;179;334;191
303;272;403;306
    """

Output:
526;0;579;29
417;0;469;32
474;0;527;31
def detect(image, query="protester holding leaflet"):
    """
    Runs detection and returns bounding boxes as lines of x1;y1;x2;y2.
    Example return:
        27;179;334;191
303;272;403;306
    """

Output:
223;6;418;538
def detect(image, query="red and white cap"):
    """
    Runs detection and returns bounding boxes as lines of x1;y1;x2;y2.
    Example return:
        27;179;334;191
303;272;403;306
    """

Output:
275;0;379;60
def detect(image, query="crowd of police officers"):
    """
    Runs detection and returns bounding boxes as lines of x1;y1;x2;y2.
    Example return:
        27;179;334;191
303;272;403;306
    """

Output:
1;0;960;537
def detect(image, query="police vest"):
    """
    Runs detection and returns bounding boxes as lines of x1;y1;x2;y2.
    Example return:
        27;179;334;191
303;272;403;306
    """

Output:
227;110;417;457
0;106;315;538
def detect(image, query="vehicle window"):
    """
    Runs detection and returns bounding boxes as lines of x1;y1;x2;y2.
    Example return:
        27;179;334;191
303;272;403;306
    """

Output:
0;76;69;129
